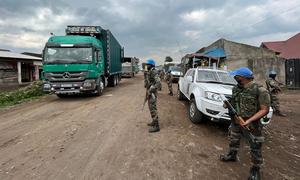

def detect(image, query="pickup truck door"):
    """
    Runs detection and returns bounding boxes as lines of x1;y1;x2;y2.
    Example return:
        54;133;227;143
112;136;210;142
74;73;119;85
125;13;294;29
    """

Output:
182;70;190;95
186;70;195;96
183;70;194;96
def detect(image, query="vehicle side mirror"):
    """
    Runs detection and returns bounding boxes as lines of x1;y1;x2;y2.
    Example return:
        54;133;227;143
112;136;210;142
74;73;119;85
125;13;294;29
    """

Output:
187;76;193;82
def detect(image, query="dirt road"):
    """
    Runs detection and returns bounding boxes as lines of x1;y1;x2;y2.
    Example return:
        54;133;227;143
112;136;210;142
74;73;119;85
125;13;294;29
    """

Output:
0;74;299;180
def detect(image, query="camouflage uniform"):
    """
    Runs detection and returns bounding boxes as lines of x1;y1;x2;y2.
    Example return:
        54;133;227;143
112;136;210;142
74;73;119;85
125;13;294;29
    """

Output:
228;82;270;168
165;72;173;95
144;68;161;125
265;78;281;114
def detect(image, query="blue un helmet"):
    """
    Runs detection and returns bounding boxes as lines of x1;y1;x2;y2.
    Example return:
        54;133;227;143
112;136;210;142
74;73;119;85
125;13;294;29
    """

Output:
146;59;156;66
229;67;253;78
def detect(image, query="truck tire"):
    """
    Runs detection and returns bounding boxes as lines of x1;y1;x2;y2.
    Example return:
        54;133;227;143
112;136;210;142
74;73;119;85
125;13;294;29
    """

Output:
114;75;118;86
177;85;185;101
95;79;103;96
189;98;205;123
108;75;115;87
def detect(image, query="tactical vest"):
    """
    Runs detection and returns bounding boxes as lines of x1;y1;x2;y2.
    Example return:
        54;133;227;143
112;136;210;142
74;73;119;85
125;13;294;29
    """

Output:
233;83;261;118
145;69;159;89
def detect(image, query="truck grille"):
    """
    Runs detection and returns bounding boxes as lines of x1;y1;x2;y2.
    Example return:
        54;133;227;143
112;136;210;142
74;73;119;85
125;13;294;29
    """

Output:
45;72;86;82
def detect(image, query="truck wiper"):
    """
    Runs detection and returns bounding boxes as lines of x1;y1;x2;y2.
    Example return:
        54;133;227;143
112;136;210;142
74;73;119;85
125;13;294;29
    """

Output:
74;60;92;64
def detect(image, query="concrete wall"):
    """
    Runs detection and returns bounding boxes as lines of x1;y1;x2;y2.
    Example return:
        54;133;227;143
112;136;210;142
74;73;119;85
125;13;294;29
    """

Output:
205;39;286;85
223;40;285;85
250;57;286;86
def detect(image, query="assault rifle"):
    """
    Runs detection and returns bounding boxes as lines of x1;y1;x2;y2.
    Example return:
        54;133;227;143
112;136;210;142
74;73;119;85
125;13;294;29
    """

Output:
220;94;250;130
142;89;155;111
220;95;264;143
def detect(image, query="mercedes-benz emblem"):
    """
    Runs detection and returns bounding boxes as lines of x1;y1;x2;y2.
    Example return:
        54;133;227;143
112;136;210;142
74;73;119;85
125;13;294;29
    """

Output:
63;72;71;79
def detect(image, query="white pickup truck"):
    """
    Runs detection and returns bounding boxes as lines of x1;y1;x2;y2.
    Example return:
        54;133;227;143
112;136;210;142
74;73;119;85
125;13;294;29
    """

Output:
177;68;273;124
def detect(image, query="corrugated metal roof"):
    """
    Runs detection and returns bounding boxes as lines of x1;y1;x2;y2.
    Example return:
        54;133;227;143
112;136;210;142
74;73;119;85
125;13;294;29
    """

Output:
203;47;226;58
261;41;285;53
0;50;42;61
261;32;300;59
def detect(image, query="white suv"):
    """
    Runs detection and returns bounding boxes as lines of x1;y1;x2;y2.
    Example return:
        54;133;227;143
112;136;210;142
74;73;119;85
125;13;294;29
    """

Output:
177;68;273;124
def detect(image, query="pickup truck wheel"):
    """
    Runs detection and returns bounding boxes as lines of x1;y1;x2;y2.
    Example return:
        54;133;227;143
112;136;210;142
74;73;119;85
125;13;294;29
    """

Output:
189;98;204;123
177;85;185;100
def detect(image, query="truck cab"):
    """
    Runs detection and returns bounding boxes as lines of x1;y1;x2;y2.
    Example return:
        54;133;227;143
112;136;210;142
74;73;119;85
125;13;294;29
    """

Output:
42;26;123;97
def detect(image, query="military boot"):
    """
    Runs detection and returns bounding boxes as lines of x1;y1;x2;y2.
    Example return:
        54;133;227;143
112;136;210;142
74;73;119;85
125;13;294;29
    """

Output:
248;166;261;180
169;91;173;96
219;150;238;162
149;121;160;133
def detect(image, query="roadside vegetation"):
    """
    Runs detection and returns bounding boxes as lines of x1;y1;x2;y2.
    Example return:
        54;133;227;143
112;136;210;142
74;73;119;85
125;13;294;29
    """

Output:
0;81;45;108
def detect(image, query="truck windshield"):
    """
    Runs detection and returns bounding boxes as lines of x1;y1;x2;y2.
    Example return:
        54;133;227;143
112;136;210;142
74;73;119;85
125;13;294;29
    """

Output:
197;70;236;85
44;47;93;64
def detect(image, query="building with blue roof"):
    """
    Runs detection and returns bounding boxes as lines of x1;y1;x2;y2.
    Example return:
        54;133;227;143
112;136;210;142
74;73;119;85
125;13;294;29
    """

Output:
181;38;286;85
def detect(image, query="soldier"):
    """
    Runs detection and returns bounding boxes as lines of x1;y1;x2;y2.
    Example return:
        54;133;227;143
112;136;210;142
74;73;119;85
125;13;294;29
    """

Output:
265;71;286;117
144;59;161;133
165;70;173;96
219;67;270;180
159;70;165;82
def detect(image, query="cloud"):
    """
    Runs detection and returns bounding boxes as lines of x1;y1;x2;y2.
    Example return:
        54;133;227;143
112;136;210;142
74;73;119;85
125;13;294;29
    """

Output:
0;5;80;52
181;10;208;23
0;0;300;64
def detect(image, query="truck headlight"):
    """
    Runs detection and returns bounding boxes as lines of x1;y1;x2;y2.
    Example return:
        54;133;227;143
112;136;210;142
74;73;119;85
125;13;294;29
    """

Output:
43;83;51;89
205;91;222;102
83;79;95;87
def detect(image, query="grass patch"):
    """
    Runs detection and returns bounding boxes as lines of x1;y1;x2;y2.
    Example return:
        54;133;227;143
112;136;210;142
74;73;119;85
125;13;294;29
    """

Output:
0;81;46;108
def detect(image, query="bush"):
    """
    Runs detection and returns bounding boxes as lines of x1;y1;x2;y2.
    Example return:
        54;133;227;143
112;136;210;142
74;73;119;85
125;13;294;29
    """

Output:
0;81;45;107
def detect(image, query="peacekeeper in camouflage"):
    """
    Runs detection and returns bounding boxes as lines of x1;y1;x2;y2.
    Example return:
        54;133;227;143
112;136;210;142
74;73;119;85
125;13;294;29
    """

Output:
265;71;286;116
144;59;161;133
219;67;270;180
165;70;173;96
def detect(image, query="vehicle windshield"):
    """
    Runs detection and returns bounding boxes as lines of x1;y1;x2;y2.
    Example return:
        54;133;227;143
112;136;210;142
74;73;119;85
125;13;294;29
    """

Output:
196;70;236;85
44;47;93;64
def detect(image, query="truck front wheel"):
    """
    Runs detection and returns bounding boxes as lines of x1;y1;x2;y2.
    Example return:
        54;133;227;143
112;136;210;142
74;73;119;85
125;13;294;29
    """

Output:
189;98;205;123
95;79;104;96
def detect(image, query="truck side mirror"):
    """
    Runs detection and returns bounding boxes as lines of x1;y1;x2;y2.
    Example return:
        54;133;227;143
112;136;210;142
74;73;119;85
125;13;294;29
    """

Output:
187;76;193;82
95;49;101;64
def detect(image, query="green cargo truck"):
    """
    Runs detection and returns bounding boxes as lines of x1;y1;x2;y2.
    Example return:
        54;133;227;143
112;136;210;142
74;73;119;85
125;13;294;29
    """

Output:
133;57;140;74
122;57;139;77
42;25;124;97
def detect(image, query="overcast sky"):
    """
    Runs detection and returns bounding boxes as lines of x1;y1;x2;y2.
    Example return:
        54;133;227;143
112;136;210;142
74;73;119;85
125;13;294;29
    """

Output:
0;0;300;65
